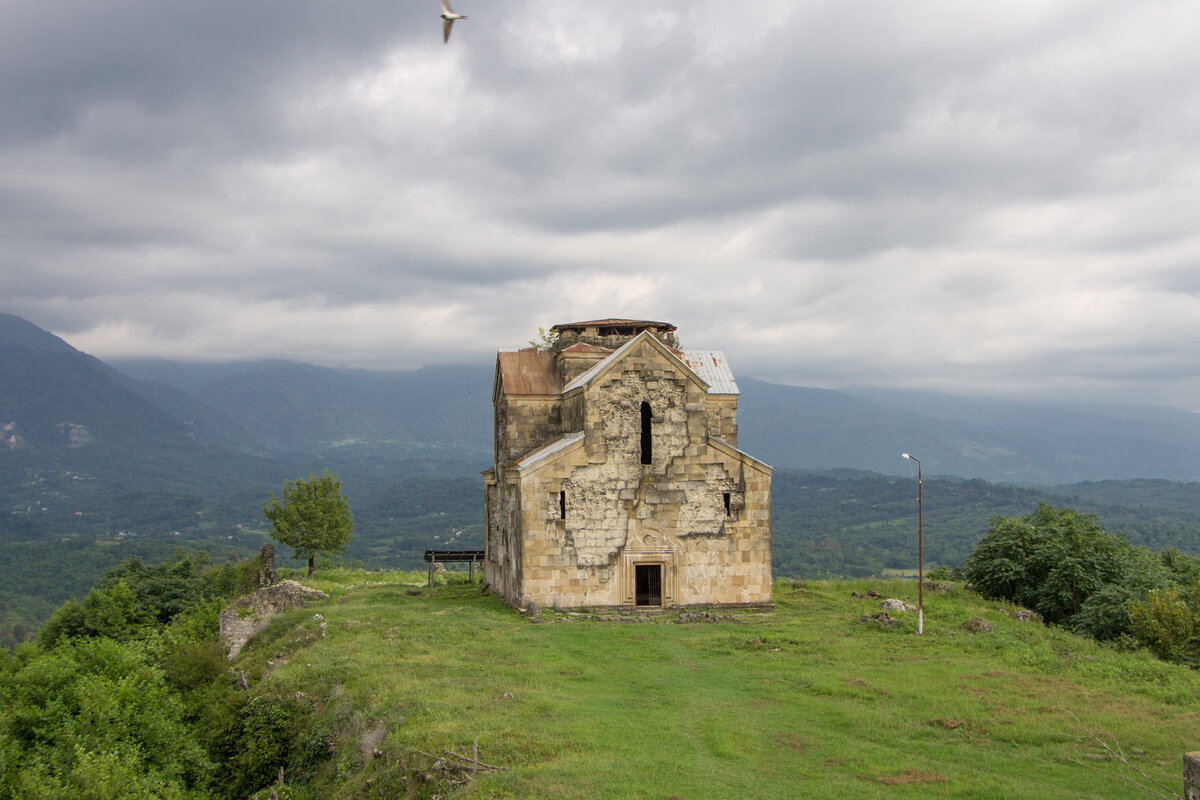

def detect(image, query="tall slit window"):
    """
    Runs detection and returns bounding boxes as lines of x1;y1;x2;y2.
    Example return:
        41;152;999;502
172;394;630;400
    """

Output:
640;402;653;465
559;490;567;520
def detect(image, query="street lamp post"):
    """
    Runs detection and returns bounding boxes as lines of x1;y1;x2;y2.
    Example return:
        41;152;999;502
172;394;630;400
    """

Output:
902;453;923;635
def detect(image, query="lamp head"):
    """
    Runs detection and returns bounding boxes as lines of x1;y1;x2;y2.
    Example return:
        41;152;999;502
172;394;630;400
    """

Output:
902;453;911;460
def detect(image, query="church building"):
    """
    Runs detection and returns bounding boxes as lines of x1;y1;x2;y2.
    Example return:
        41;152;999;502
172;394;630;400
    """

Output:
483;319;773;610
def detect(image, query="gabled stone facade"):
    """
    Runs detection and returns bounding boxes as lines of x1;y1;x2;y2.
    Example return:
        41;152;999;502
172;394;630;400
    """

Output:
483;320;773;610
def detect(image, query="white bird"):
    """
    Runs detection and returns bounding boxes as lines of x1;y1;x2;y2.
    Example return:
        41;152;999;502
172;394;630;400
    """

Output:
440;0;466;43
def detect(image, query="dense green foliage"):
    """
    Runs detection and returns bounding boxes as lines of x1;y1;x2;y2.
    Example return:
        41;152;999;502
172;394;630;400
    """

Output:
0;636;211;799
263;471;355;577
0;554;227;798
1127;582;1200;664
39;554;223;646
8;467;1200;643
6;556;1200;800
770;470;1051;577
964;503;1200;662
0;539;259;650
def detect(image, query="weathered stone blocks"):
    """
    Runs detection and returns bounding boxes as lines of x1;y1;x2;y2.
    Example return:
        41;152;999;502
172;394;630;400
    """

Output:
486;325;772;610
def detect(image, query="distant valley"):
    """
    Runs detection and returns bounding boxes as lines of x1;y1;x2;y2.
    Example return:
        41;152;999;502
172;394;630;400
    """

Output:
4;311;1200;640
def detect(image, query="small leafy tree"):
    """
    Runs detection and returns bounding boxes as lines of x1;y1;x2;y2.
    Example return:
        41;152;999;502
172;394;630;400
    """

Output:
528;326;560;350
263;470;354;578
1128;583;1200;663
964;502;1165;634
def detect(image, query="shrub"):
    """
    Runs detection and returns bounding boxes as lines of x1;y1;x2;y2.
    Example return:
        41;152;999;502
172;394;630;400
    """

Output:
964;503;1167;637
1128;584;1200;663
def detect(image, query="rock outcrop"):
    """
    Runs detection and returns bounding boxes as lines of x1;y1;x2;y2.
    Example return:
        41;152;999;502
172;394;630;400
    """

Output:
219;579;328;658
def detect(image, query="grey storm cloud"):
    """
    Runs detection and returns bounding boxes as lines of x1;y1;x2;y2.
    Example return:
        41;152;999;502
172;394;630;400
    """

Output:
3;0;1200;408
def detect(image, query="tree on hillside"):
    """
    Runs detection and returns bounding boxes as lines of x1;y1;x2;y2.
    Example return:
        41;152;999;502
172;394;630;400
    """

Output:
964;502;1166;635
263;470;354;577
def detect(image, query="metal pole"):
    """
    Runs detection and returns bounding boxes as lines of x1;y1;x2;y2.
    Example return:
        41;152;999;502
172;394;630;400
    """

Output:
917;459;923;635
902;453;924;635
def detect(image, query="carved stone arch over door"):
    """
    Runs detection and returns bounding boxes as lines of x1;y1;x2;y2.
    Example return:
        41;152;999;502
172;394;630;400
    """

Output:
620;542;676;607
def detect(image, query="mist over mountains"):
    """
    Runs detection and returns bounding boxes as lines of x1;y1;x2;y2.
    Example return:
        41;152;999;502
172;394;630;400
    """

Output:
6;311;1200;485
7;311;1200;640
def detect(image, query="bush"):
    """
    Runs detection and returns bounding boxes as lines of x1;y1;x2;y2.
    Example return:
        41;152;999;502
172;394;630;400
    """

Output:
964;503;1168;639
0;636;211;797
1128;584;1200;663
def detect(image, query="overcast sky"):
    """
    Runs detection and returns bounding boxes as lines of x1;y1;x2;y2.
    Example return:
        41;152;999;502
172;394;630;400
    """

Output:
4;1;1200;408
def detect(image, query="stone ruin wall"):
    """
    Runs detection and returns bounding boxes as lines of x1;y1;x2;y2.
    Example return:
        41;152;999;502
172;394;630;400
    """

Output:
511;344;771;608
513;442;772;608
484;479;521;604
486;336;772;610
497;394;562;466
705;395;739;446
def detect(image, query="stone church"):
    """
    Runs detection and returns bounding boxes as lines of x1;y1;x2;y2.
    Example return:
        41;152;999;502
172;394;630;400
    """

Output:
483;319;773;610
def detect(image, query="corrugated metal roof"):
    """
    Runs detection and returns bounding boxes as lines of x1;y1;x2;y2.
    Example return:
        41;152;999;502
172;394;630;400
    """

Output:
551;318;676;331
496;348;560;396
680;350;740;395
516;431;585;470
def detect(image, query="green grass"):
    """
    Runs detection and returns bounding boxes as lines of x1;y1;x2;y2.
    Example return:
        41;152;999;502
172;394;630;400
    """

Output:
233;571;1200;799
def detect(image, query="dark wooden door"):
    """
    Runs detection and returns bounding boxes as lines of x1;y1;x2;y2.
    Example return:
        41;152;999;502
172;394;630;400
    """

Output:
636;564;662;606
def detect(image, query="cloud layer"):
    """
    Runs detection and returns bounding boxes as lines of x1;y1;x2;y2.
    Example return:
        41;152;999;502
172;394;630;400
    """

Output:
4;1;1200;407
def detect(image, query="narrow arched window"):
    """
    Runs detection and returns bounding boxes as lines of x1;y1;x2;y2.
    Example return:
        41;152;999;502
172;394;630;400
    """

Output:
640;401;653;465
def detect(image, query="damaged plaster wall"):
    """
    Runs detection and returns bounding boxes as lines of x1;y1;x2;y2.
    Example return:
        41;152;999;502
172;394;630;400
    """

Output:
486;330;773;610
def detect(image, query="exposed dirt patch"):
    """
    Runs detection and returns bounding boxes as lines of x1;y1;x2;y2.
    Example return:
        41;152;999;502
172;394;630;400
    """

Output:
774;732;807;751
359;722;388;762
846;677;890;696
927;718;965;730
925;718;990;741
875;769;949;785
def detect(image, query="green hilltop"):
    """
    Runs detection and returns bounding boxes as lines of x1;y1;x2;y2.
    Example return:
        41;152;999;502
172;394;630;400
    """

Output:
207;570;1199;799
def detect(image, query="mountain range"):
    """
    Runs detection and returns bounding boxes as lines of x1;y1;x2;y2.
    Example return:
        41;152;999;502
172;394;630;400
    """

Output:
8;311;1200;642
6;311;1200;486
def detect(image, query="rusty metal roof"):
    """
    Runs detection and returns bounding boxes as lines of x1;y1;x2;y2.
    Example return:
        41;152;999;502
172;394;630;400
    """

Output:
499;338;738;399
551;318;676;332
680;350;739;395
496;348;560;396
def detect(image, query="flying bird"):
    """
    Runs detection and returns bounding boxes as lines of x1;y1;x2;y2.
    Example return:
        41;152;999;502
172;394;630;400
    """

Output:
440;0;466;43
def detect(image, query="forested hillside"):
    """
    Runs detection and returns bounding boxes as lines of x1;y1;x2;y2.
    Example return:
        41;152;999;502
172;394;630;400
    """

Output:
6;313;1200;644
5;565;1199;799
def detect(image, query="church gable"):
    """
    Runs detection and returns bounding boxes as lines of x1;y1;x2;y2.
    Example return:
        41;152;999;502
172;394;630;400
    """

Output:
563;330;709;398
484;320;773;610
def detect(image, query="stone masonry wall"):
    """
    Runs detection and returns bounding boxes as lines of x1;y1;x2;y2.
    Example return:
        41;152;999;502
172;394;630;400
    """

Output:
498;395;562;466
706;396;739;446
487;334;772;610
506;339;771;608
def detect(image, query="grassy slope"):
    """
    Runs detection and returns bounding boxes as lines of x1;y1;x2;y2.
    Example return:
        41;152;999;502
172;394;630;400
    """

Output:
236;571;1200;800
